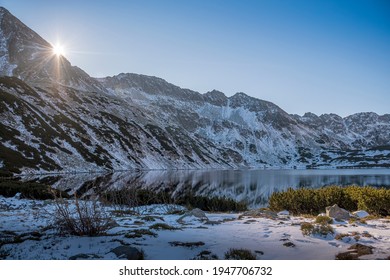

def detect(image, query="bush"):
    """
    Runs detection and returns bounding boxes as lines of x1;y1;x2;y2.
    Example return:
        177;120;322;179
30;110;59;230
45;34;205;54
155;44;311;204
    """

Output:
0;181;69;200
176;194;247;212
101;188;173;208
149;223;179;231
102;188;247;212
300;222;334;237
0;170;13;178
224;248;256;260
269;186;390;216
315;216;333;225
124;229;157;238
53;196;111;236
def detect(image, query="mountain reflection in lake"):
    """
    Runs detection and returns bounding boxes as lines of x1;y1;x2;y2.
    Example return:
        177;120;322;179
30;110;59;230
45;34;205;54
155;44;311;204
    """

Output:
27;169;390;209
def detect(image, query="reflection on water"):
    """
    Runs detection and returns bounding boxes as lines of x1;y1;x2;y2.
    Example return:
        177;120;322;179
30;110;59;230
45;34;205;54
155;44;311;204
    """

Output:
27;169;390;208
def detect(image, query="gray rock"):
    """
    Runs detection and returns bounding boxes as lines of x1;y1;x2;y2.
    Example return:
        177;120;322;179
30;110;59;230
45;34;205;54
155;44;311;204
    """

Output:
177;208;208;223
352;210;370;218
110;246;144;260
326;204;350;220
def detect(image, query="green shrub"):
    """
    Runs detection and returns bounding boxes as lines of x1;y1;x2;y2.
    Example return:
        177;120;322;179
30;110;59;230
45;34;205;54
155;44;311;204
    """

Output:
269;186;390;216
315;216;333;225
224;248;256;260
300;222;334;237
300;222;315;236
0;181;69;200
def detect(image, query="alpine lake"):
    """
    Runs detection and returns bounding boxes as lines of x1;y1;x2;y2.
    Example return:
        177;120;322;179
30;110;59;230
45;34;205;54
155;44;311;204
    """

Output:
24;168;390;209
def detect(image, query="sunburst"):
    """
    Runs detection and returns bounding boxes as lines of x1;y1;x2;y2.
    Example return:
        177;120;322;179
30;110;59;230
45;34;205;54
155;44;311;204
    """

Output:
52;43;66;57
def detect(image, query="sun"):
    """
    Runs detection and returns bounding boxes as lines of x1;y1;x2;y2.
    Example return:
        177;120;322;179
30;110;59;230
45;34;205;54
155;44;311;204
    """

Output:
52;44;66;57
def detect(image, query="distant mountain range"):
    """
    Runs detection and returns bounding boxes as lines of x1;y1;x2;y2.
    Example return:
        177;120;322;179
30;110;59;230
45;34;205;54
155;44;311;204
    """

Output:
0;7;389;174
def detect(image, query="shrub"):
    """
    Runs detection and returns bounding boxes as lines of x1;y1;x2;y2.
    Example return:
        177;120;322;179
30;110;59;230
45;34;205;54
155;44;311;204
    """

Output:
176;194;247;212
53;196;111;236
149;223;179;231
315;216;333;225
300;222;315;236
102;188;247;212
0;170;13;178
300;222;334;237
269;186;390;216
0;181;69;200
224;248;256;260
124;229;157;238
101;188;173;209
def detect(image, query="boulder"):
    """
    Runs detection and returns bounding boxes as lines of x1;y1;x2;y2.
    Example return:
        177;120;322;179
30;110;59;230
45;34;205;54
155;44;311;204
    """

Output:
352;210;370;219
110;246;144;260
177;208;208;223
325;204;350;220
277;210;290;216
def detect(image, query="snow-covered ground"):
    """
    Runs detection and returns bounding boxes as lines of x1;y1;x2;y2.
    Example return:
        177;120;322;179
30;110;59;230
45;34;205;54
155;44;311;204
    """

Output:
1;195;389;260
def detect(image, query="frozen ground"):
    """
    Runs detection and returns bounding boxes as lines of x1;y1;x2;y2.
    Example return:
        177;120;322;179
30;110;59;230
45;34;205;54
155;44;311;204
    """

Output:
1;195;389;260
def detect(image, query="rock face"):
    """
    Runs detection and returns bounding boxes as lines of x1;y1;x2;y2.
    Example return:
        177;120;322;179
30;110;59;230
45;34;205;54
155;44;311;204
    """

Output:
0;7;390;174
326;204;351;220
110;246;144;260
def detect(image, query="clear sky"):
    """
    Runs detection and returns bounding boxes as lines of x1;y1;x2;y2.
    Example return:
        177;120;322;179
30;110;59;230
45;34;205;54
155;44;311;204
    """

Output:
1;0;389;116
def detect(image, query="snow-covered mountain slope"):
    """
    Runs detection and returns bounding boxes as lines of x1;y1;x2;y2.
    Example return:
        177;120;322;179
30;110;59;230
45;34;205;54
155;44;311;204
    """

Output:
0;7;389;174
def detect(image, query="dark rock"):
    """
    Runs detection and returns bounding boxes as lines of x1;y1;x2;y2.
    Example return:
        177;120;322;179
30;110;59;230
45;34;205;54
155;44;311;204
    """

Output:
169;241;205;248
69;253;101;260
283;242;296;248
110;246;144;260
335;243;374;260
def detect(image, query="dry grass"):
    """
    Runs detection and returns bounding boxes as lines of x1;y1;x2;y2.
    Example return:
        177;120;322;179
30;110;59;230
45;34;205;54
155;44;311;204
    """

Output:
53;196;111;236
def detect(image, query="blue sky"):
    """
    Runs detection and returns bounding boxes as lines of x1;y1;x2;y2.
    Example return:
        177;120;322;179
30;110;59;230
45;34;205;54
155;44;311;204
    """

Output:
1;0;389;116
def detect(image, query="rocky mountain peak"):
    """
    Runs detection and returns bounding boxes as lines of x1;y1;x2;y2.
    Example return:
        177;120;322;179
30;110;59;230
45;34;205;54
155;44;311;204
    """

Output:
0;6;105;93
99;72;203;102
203;89;227;106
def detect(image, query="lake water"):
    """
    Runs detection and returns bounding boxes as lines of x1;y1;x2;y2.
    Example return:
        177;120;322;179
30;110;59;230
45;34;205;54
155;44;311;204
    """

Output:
30;168;390;208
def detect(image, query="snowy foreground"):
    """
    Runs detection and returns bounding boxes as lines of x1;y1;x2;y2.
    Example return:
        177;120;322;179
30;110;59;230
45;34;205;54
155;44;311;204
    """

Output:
1;195;389;260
